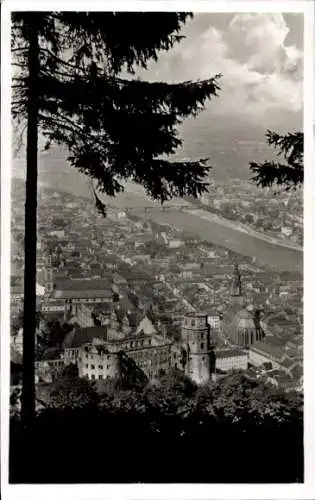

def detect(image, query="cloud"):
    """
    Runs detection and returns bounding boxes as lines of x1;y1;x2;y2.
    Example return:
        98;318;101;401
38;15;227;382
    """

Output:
137;13;303;128
228;13;302;78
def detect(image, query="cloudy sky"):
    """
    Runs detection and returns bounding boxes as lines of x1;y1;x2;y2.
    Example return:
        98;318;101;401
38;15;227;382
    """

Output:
14;11;304;167
136;12;303;132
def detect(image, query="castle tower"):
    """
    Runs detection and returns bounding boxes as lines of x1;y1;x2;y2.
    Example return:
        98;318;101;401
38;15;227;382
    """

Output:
181;313;214;385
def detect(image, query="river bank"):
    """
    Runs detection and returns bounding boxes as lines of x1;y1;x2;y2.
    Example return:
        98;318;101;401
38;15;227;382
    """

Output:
184;208;302;252
13;174;302;273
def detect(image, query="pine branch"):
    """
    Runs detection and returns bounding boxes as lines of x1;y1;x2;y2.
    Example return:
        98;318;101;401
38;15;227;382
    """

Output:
11;47;28;52
12;12;221;206
250;130;304;190
39;46;93;74
40;67;82;80
250;160;303;190
38;114;87;141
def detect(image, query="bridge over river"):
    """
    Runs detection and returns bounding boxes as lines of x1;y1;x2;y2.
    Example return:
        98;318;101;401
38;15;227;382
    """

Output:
34;174;302;274
104;191;302;274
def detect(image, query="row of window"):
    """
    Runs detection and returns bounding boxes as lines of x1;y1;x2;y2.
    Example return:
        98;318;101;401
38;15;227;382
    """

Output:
67;349;78;357
136;357;170;367
123;339;152;349
89;374;110;380
72;298;110;303
42;306;64;311
183;318;208;328
131;350;169;361
85;353;111;360
85;364;112;370
218;360;247;366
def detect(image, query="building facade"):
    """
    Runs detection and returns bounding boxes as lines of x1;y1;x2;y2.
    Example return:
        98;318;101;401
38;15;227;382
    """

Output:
77;341;120;380
229;309;264;346
207;310;222;332
215;348;248;372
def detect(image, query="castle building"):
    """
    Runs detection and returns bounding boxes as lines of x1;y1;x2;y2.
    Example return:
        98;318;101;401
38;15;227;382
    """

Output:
70;332;173;381
77;339;120;381
60;311;251;386
63;316;173;381
180;313;215;385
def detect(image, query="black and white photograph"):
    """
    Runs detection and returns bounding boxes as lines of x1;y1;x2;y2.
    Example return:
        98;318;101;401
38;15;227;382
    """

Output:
1;0;314;497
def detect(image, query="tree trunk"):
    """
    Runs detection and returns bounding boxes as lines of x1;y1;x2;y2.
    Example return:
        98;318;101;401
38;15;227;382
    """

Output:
21;15;39;426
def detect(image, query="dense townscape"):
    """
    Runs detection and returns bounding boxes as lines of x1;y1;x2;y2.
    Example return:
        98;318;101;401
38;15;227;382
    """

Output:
10;178;303;399
9;177;304;484
198;179;303;247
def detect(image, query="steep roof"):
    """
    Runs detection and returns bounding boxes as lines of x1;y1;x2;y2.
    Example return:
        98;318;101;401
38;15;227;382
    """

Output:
251;341;284;360
93;302;112;314
63;326;107;348
290;364;303;380
232;309;256;330
43;298;65;307
264;335;286;347
54;278;112;291
215;348;247;359
135;315;157;335
281;356;296;370
207;309;220;317
54;289;113;299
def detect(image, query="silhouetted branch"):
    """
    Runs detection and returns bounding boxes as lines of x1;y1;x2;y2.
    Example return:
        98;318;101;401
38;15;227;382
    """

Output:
250;131;303;190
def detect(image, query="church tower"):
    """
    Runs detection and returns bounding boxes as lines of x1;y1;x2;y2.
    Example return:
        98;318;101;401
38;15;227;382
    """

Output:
180;313;214;385
232;263;242;297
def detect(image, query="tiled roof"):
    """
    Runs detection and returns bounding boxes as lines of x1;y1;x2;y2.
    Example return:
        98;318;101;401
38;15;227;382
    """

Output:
93;302;112;314
43;311;65;320
54;289;112;299
231;309;256;330
207;310;220;317
215;348;247;359
290;364;303;380
63;326;108;348
53;278;113;299
44;298;66;307
281;356;295;370
54;278;112;291
251;341;284;360
265;335;286;347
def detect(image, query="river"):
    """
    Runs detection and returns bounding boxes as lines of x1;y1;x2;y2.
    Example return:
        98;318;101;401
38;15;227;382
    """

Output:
95;185;302;273
142;208;302;272
13;169;303;273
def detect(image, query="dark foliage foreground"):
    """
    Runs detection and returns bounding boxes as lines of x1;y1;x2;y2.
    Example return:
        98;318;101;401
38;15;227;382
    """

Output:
250;130;303;191
9;370;303;483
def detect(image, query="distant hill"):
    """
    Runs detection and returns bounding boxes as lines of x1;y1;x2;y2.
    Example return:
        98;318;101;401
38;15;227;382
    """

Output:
12;116;292;193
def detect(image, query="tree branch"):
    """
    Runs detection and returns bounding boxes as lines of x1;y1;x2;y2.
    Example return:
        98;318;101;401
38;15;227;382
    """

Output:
39;46;88;74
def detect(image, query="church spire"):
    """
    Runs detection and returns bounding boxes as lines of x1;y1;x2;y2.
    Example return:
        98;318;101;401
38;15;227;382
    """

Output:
232;263;242;297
